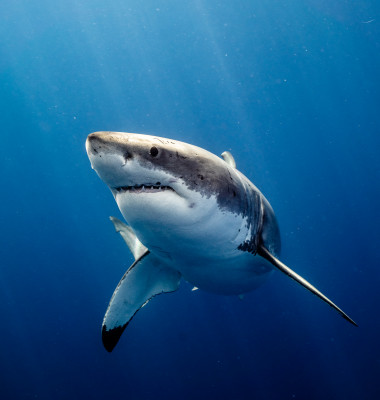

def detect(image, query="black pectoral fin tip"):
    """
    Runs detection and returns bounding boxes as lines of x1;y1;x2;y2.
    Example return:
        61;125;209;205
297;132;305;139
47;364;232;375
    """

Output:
258;245;358;327
102;324;127;352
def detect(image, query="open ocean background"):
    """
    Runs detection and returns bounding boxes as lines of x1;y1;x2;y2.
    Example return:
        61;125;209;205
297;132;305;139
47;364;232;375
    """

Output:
1;1;379;399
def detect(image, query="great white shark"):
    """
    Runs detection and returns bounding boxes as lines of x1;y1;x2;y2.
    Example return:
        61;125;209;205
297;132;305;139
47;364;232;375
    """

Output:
86;131;357;352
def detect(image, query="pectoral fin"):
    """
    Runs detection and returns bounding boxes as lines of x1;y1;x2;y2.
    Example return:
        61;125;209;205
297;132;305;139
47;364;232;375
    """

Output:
110;216;147;260
257;245;357;327
102;252;181;352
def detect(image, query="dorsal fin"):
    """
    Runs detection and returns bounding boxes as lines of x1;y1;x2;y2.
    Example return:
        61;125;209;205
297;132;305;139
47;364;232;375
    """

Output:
110;216;147;260
221;151;236;168
257;245;358;327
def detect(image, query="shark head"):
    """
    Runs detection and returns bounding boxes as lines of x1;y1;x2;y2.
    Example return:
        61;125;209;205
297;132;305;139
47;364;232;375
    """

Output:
86;131;247;250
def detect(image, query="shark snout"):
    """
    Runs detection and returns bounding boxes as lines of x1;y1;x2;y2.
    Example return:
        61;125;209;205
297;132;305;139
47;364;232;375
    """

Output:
85;133;102;159
86;132;133;165
86;132;113;157
86;132;133;186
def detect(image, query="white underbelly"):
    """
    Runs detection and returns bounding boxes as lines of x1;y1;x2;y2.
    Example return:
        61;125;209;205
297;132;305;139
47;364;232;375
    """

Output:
174;252;274;295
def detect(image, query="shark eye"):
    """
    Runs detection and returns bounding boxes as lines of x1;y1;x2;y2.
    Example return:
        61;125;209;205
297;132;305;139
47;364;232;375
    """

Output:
150;146;159;157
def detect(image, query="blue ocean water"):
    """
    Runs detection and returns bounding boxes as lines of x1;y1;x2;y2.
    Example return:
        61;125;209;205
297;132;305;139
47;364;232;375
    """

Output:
1;1;379;399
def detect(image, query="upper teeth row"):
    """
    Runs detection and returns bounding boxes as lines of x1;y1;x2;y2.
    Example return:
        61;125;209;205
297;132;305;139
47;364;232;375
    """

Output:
115;185;173;192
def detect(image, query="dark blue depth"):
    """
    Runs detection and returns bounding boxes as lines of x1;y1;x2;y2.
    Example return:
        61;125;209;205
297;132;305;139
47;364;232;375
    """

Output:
0;1;379;399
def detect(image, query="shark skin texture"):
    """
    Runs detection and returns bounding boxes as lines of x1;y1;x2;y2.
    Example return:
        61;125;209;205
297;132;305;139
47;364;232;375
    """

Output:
86;131;357;352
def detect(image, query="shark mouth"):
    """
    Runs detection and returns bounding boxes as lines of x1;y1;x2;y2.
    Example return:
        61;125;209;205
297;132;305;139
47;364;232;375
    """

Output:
115;184;175;194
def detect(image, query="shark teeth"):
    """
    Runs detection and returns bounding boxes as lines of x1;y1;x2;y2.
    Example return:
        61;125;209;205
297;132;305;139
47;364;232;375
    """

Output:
115;184;175;193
